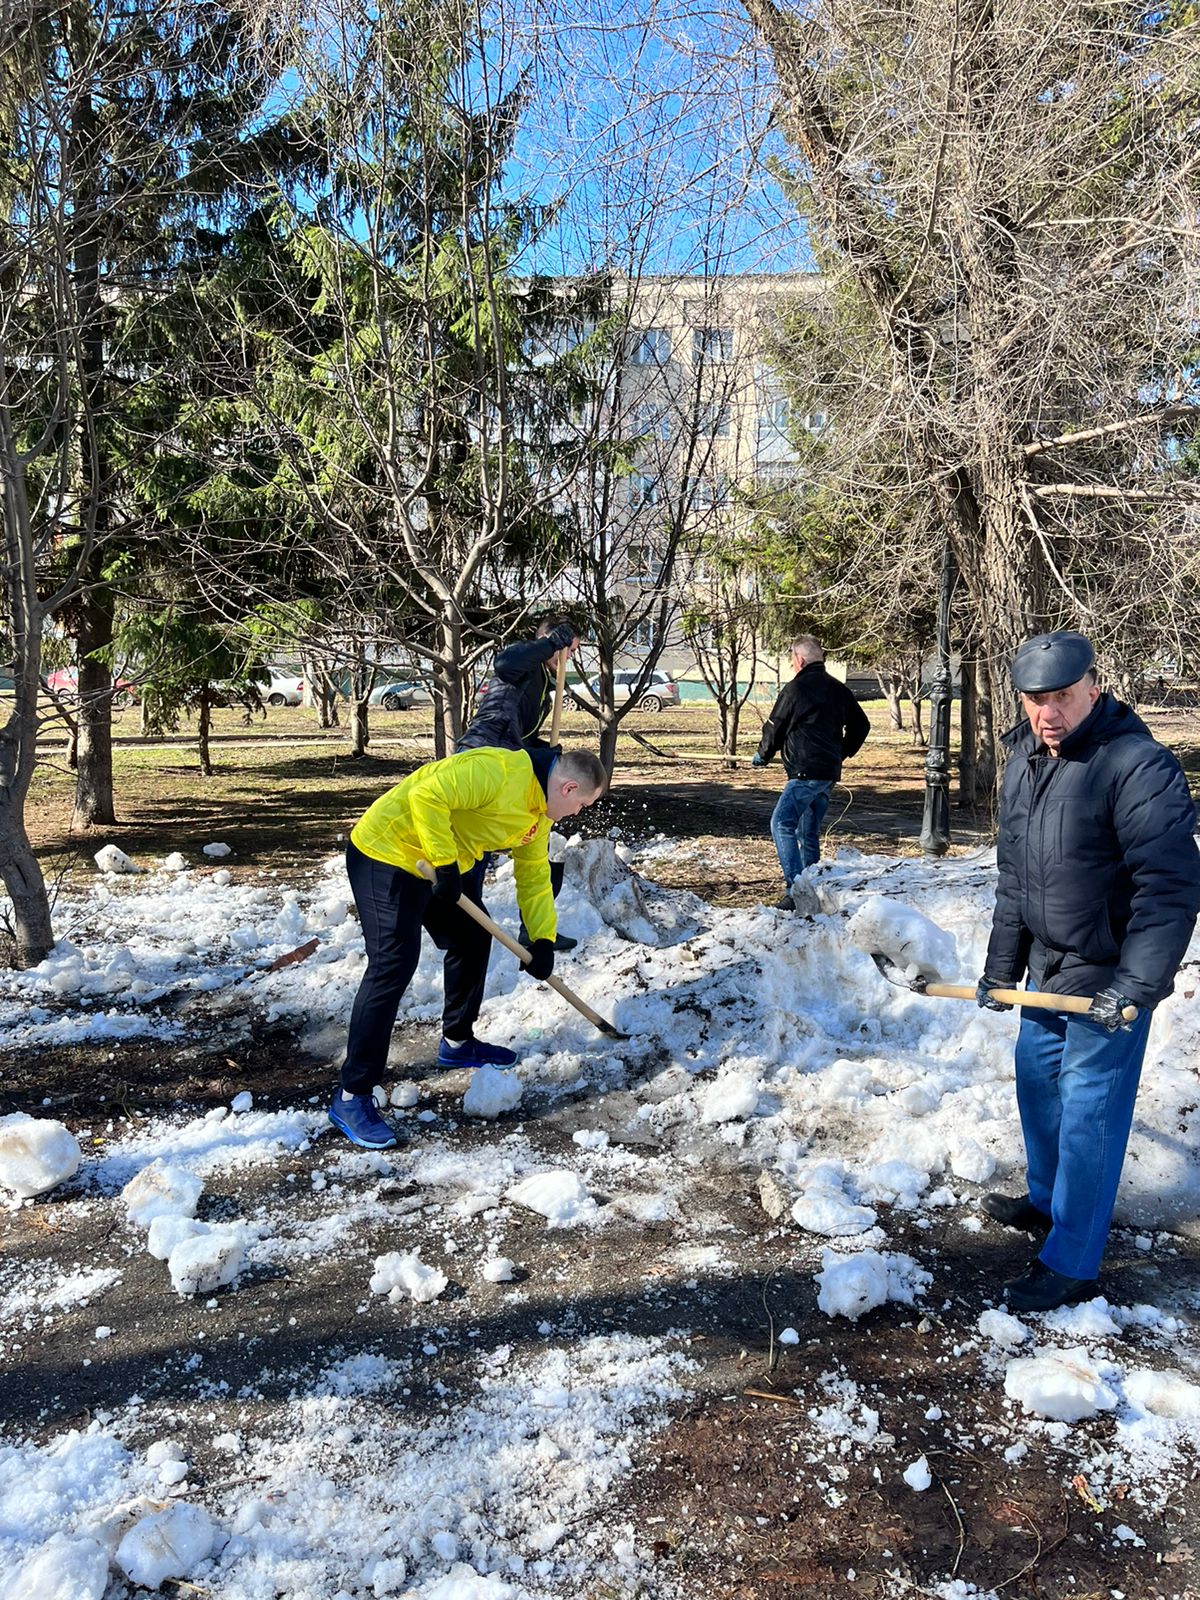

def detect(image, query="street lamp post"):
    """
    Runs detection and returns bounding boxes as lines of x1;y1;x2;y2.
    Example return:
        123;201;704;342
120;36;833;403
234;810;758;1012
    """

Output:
919;539;957;858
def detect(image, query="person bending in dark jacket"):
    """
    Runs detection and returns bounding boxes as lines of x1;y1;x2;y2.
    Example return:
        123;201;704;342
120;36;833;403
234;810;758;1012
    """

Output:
752;635;871;908
976;630;1200;1312
458;615;581;949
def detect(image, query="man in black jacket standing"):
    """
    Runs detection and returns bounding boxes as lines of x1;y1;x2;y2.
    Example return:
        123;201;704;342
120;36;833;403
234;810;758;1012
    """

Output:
753;635;871;908
458;615;581;949
977;631;1200;1311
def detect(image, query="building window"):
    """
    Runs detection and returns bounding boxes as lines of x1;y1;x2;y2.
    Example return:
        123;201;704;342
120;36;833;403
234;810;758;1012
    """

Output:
634;403;672;441
627;544;663;585
627;472;659;509
802;410;829;434
759;395;792;445
697;402;731;437
693;326;733;364
629;328;671;366
685;473;729;508
629;617;656;649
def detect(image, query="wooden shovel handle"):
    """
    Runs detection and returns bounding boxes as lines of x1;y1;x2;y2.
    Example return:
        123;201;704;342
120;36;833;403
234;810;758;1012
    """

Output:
415;860;625;1038
549;651;567;745
926;982;1137;1022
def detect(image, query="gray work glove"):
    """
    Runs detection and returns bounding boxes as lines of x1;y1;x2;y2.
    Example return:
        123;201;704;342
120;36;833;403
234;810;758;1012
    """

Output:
1088;986;1137;1032
751;752;764;767
547;622;576;652
976;976;1012;1012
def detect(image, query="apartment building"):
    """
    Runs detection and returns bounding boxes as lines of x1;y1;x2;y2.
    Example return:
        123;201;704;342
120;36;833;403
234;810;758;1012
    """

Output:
593;270;828;687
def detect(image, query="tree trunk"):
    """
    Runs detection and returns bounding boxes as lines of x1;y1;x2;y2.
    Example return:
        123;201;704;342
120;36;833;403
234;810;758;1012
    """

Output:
198;691;214;776
348;697;370;756
879;673;905;731
724;698;741;759
598;715;619;780
72;582;117;827
909;693;926;746
0;807;54;966
959;656;978;808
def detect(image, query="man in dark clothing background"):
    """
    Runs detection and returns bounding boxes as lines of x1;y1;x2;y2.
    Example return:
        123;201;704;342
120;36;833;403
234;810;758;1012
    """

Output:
458;615;582;949
458;616;580;758
753;635;871;908
977;630;1200;1312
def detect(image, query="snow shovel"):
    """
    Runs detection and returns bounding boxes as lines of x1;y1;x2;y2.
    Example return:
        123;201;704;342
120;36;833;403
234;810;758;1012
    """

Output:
549;651;567;745
869;953;1137;1022
415;860;628;1041
161;938;321;1016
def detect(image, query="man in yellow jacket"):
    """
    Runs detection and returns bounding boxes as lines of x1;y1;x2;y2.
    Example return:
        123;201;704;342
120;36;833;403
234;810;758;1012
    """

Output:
331;744;607;1148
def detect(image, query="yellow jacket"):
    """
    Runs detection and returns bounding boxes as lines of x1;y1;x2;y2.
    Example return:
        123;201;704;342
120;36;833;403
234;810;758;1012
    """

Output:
350;747;556;942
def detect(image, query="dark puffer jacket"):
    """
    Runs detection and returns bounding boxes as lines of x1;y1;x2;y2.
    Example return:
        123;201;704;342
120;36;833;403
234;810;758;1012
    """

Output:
457;638;556;753
755;661;871;781
984;694;1200;1006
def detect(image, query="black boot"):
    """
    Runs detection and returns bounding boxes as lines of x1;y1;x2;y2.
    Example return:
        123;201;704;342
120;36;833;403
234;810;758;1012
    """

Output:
1004;1262;1099;1312
981;1193;1052;1236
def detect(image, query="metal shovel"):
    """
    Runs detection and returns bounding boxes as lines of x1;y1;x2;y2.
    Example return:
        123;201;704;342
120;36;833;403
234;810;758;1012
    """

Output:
416;860;628;1041
870;952;1137;1021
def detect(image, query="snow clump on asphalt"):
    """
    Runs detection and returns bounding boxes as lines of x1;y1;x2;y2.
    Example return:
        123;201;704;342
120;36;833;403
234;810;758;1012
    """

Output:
115;1501;217;1588
369;1251;449;1304
0;1113;81;1199
1004;1346;1120;1422
121;1160;202;1226
815;1248;932;1320
462;1066;523;1119
504;1169;598;1227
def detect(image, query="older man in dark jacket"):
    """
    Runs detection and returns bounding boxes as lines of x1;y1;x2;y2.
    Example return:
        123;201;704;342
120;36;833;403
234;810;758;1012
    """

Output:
753;635;871;908
977;631;1200;1311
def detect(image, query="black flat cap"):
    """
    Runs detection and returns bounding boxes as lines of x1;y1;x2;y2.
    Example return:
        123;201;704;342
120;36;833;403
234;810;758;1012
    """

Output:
1011;631;1095;694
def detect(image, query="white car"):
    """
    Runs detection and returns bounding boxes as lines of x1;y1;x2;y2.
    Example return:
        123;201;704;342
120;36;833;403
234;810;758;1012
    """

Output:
263;672;304;707
573;669;680;712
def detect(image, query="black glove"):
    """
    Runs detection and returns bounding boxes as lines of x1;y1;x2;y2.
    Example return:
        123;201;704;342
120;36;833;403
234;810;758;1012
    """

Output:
751;752;764;767
1088;986;1137;1032
524;938;555;981
976;976;1013;1012
547;622;576;652
431;863;462;902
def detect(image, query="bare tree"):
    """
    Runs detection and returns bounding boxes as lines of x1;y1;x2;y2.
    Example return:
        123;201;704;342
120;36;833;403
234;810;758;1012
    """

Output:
740;0;1200;789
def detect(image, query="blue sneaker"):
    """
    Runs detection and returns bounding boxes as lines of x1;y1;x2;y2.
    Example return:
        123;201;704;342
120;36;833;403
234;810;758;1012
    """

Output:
328;1091;398;1149
436;1036;519;1069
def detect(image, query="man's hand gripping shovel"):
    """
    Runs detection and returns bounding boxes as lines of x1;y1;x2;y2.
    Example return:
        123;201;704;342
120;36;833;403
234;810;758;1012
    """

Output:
416;860;628;1041
846;896;1137;1021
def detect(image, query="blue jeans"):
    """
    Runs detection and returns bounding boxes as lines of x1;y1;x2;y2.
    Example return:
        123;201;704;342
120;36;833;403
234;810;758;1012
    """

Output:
341;842;492;1094
1014;1005;1154;1280
770;779;833;885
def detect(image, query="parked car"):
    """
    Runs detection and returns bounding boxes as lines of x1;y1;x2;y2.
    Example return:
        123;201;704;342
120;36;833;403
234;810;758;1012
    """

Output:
573;669;680;713
368;678;434;712
263;671;304;707
44;666;139;705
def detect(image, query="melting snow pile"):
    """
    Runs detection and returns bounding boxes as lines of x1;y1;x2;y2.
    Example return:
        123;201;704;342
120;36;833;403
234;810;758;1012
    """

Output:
1;838;1199;1598
0;1115;80;1200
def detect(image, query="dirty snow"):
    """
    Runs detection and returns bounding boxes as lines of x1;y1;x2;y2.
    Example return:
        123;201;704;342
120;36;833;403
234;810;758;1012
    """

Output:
0;838;1198;1597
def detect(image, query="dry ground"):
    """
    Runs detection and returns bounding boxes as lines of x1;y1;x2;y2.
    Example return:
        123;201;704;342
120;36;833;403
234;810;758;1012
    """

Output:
4;695;1200;1599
